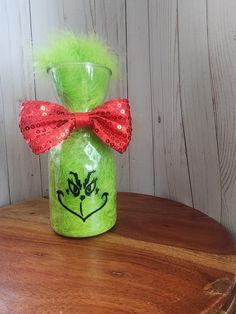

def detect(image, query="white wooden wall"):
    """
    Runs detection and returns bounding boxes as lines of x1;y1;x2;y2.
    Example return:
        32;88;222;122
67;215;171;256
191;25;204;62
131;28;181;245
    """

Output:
1;0;236;239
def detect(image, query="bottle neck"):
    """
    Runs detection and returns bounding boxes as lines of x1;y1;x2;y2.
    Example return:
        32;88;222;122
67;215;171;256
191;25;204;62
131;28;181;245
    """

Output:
50;64;111;113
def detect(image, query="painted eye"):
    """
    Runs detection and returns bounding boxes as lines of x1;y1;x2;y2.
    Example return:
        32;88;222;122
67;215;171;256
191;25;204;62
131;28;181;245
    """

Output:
68;178;80;197
85;178;97;196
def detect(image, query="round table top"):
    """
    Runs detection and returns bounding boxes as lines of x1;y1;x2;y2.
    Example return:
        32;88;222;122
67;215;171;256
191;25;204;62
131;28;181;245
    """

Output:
0;192;235;314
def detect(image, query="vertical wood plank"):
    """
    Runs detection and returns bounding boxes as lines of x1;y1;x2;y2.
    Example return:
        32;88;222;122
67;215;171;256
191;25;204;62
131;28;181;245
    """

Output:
0;0;41;203
208;0;236;238
0;92;10;206
149;0;192;204
126;0;154;194
0;0;10;205
178;0;221;219
62;0;87;32
0;60;10;206
30;0;65;196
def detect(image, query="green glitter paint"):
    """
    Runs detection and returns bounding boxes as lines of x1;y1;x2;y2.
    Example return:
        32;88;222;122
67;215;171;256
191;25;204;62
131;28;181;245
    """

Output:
36;33;118;237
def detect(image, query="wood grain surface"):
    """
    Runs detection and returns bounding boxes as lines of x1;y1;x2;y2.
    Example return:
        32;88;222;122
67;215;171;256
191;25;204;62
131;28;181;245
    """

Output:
0;192;235;314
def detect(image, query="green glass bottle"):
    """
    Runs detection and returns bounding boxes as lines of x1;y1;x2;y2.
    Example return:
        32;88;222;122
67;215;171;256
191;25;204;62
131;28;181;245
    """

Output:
48;62;116;237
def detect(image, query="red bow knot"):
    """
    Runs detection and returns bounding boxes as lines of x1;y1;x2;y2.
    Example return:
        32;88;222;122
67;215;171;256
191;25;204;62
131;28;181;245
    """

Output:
73;112;91;129
19;99;132;155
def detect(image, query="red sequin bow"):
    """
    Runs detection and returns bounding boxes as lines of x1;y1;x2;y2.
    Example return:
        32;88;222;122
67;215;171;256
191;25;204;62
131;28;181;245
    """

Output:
19;99;132;154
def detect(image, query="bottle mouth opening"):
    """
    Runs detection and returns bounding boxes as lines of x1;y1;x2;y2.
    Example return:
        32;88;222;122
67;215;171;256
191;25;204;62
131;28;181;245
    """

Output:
47;62;112;76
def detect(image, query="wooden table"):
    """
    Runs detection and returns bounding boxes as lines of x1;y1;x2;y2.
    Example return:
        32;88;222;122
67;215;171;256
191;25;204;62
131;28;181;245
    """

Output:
0;192;235;314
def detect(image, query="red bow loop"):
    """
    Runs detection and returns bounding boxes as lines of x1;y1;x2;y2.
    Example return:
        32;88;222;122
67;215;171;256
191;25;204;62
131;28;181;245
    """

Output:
19;99;132;155
90;99;132;152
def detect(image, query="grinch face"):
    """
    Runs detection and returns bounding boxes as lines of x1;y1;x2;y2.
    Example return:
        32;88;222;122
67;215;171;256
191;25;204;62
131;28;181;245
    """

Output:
56;170;109;222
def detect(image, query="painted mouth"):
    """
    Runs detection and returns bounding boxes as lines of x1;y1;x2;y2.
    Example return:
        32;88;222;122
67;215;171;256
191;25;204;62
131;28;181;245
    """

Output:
56;191;109;222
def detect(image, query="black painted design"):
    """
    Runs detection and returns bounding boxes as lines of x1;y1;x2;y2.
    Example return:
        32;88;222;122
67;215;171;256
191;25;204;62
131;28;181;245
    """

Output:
56;170;109;222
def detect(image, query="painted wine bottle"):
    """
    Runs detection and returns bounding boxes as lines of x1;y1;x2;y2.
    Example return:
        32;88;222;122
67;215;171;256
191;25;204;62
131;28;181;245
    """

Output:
48;62;116;237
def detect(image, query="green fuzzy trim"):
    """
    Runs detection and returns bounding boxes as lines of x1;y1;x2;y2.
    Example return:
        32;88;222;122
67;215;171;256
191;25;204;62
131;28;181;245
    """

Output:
35;32;118;77
35;32;118;111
